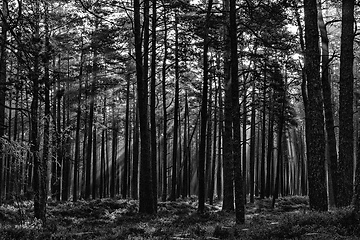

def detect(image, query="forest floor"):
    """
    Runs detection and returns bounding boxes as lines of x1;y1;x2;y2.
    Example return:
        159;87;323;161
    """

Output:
0;195;360;239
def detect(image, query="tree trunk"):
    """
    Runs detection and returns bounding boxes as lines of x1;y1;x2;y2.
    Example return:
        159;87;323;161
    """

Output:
209;84;218;205
222;0;234;212
230;0;245;224
338;0;355;208
317;0;337;208
32;0;46;222
260;67;267;199
0;0;8;203
134;0;155;214
42;1;50;205
161;5;168;202
198;0;213;214
132;102;139;200
92;126;97;199
217;78;223;200
303;0;328;211
110;111;118;198
123;68;131;199
150;0;158;208
170;13;180;202
249;85;256;204
73;42;85;202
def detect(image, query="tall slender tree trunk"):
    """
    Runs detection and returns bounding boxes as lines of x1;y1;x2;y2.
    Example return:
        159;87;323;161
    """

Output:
150;0;158;208
132;102;139;200
249;85;256;204
134;0;155;214
42;1;50;204
317;1;337;208
260;68;267;199
198;0;213;213
170;13;180;201
123;68;131;199
161;5;168;202
0;0;8;203
303;0;328;211
182;92;190;198
222;0;234;212
92;126;97;199
217;77;223;200
209;84;218;205
230;0;245;224
32;0;46;222
338;0;355;208
73;40;84;202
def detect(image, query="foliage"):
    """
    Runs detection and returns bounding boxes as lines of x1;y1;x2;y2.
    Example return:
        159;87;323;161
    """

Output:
0;197;360;239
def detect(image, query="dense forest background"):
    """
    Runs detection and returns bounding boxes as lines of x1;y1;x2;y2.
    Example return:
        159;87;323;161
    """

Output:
0;0;359;227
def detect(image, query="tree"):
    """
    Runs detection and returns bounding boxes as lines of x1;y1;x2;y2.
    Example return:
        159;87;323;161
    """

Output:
303;0;328;211
150;0;158;209
338;0;355;208
198;0;213;214
317;0;337;208
161;3;169;202
230;0;245;224
0;0;8;203
31;0;46;223
170;11;180;202
134;0;155;214
222;0;234;212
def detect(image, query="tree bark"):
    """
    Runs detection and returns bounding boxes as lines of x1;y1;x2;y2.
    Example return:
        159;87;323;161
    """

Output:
230;0;245;223
303;0;328;211
32;0;46;222
150;0;158;209
134;0;155;214
249;85;256;204
161;5;168;202
317;1;337;208
0;0;8;203
222;0;234;212
170;12;180;202
198;0;213;214
338;0;355;208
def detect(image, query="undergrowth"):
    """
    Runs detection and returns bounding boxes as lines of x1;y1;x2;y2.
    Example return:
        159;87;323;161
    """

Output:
0;196;359;239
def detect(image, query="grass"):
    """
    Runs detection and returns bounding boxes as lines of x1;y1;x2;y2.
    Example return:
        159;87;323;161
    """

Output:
0;196;359;239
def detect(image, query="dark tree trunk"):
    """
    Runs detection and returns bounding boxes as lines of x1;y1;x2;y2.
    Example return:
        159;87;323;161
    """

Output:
32;1;46;222
272;83;285;208
134;0;155;214
92;127;97;199
338;0;355;208
260;68;267;199
303;0;328;211
266;97;274;198
73;42;84;202
161;5;168;202
170;13;180;202
150;0;158;208
132;103;139;200
198;0;213;214
110;113;118;198
209;84;218;205
230;0;245;224
182;92;190;198
222;0;234;212
249;86;256;204
317;1;337;208
123;70;131;199
0;0;8;203
217;78;223;200
42;2;50;206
